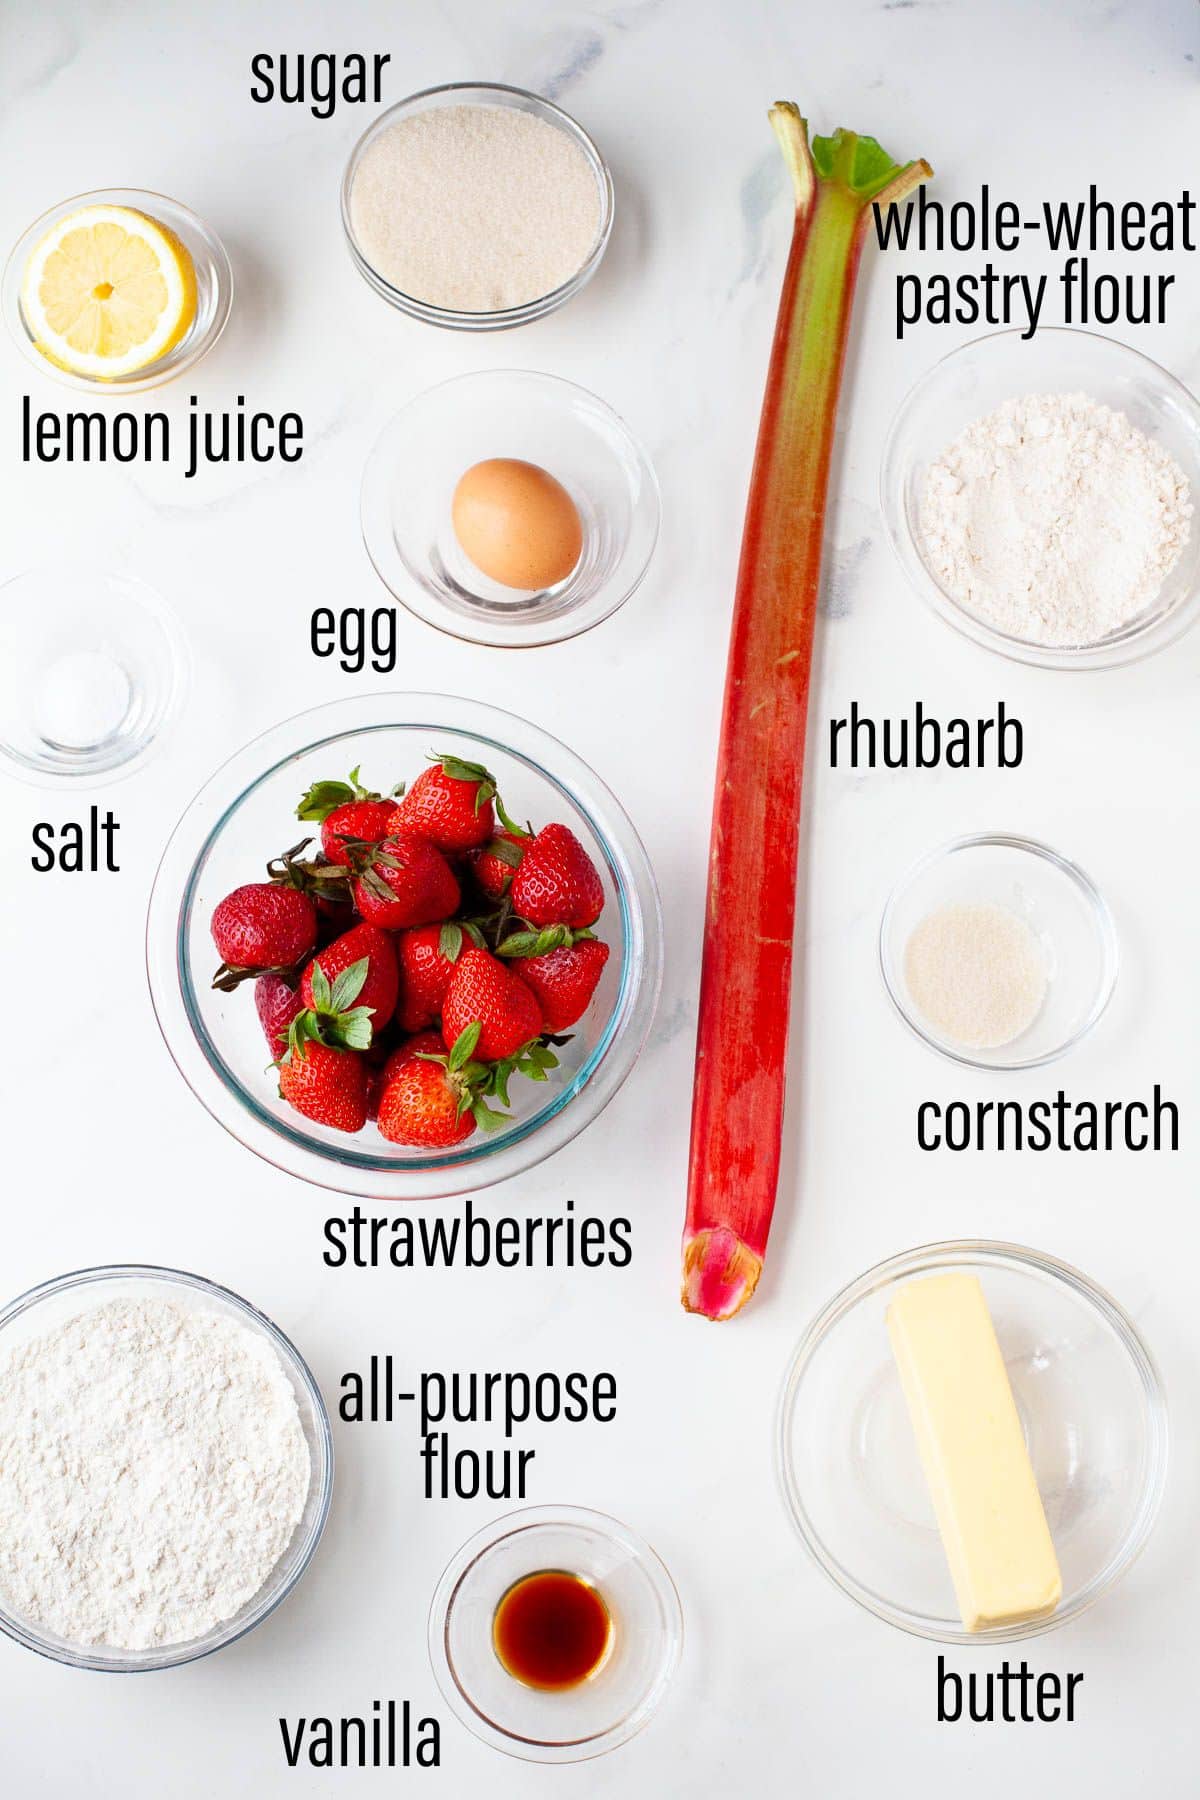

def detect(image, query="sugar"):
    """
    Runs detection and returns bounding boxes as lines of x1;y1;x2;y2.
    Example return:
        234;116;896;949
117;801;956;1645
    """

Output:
349;103;601;313
903;902;1047;1050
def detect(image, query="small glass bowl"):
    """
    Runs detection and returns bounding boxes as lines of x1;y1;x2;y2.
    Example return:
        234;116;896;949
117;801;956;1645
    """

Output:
881;328;1200;669
3;187;232;394
880;832;1118;1070
361;370;660;647
0;1264;333;1672
778;1241;1168;1645
146;694;663;1200
428;1506;682;1763
341;82;614;331
0;565;188;787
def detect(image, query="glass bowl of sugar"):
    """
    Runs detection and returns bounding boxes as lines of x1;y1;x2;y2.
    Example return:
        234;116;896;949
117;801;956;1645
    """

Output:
341;82;614;330
879;832;1119;1070
0;566;188;786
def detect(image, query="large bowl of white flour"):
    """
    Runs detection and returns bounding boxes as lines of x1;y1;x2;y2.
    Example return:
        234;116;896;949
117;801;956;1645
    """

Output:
881;328;1200;670
0;1265;332;1670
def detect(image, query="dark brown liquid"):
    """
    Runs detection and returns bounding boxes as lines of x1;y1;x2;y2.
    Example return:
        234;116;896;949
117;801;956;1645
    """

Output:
492;1569;613;1691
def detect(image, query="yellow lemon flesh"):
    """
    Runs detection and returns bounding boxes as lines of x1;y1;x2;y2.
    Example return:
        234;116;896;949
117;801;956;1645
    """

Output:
21;204;198;379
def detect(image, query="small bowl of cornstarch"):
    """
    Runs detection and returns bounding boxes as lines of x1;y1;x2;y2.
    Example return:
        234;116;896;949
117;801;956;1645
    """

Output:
342;82;613;329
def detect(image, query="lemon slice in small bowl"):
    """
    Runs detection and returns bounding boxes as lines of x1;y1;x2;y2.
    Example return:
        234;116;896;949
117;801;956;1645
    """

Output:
21;203;198;379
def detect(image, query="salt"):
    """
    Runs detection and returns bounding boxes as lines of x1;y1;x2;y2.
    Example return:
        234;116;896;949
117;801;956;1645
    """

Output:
33;649;131;749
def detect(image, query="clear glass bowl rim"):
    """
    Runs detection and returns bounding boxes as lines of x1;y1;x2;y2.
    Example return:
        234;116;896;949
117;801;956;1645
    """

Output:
359;368;662;649
427;1503;683;1763
776;1238;1169;1646
878;830;1120;1071
3;186;233;394
0;1262;334;1672
340;81;615;330
879;326;1200;671
145;693;663;1199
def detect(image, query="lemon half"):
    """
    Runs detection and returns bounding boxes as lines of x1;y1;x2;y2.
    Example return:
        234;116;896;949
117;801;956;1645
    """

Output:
21;204;198;379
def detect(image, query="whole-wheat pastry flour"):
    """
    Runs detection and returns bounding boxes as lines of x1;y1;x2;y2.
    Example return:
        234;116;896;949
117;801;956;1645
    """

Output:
919;392;1191;647
0;1296;310;1649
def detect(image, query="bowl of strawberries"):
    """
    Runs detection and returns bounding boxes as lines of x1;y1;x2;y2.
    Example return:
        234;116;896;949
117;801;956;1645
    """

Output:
147;695;662;1198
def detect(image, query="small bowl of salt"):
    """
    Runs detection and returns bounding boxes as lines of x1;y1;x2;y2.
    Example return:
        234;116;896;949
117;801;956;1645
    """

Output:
341;82;614;330
0;565;188;786
879;832;1119;1070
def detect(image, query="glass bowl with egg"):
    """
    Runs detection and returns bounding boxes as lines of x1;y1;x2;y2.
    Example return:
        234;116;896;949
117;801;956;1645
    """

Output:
361;369;660;647
145;693;663;1199
341;82;614;330
777;1240;1168;1645
879;832;1119;1070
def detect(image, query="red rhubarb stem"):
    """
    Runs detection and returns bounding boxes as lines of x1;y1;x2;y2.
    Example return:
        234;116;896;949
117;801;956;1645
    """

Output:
682;107;931;1321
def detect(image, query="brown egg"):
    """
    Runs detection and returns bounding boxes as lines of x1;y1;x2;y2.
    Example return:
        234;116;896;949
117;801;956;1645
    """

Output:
451;458;583;591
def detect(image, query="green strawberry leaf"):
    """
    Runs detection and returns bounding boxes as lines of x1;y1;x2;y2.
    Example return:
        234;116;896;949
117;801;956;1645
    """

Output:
440;921;464;962
448;1022;482;1071
470;1099;510;1133
310;962;332;1013
325;1005;374;1052
328;956;370;1014
493;796;532;840
484;836;525;872
296;767;376;822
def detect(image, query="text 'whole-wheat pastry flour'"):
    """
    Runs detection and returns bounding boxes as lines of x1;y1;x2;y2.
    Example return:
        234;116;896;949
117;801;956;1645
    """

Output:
919;392;1192;646
0;1296;310;1649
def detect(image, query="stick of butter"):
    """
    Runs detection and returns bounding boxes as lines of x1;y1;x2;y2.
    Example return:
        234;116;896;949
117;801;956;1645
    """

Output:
886;1272;1062;1632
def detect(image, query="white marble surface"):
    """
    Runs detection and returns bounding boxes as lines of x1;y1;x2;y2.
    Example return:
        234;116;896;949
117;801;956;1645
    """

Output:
2;0;1198;1793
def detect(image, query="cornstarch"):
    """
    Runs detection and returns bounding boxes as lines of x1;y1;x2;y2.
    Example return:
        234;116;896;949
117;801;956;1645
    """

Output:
920;392;1191;647
0;1297;310;1649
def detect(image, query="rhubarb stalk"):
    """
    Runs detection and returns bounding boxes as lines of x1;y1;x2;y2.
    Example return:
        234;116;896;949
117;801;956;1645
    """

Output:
682;107;931;1320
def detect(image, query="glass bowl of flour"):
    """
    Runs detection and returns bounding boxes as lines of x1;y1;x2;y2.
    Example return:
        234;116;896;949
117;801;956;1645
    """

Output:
0;1265;332;1671
881;328;1200;670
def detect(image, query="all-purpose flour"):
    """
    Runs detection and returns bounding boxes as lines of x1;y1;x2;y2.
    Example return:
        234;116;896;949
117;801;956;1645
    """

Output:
0;1297;310;1649
920;392;1192;646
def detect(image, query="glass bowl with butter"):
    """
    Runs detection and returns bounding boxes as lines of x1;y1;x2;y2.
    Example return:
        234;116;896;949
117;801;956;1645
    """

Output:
777;1241;1167;1644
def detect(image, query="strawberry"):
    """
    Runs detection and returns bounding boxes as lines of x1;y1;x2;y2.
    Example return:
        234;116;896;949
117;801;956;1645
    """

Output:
502;932;610;1031
301;924;398;1034
211;882;318;982
278;1038;368;1133
254;972;304;1054
376;1027;507;1148
510;823;604;929
351;832;460;930
296;768;397;868
394;921;481;1033
470;829;528;904
389;753;497;852
440;946;543;1062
